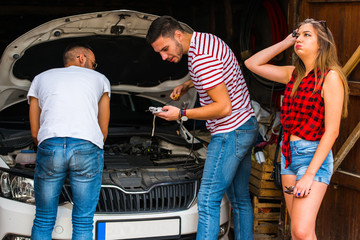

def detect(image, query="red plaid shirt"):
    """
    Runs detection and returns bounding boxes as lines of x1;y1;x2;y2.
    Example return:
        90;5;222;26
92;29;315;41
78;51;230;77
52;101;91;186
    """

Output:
281;69;328;168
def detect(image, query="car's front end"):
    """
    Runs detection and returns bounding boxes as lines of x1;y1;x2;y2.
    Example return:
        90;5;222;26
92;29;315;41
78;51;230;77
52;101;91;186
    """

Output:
0;141;230;239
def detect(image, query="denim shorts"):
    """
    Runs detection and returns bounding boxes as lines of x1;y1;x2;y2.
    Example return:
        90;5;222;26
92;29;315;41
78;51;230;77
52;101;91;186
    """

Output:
281;139;333;185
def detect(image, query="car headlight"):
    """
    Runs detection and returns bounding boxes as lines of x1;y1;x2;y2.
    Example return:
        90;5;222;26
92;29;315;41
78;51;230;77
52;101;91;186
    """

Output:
0;170;35;204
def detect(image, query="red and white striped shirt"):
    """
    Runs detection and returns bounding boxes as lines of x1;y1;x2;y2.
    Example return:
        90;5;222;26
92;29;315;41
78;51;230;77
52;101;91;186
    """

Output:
188;32;254;135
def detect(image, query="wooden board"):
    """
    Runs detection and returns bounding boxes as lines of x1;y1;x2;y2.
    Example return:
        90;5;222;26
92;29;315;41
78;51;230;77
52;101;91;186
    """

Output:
253;196;281;236
250;167;273;180
249;184;282;198
249;161;282;198
253;196;281;220
253;234;278;240
250;175;277;189
254;221;279;234
251;160;274;172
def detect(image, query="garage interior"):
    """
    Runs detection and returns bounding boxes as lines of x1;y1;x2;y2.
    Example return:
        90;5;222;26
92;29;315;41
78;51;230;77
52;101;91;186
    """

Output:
0;0;359;239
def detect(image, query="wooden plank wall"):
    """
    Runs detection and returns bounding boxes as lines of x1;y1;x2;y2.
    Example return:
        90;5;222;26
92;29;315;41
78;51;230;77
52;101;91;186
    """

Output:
288;0;360;239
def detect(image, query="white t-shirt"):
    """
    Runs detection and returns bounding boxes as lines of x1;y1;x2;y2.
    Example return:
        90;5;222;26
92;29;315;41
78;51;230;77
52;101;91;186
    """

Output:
188;32;255;135
27;66;111;149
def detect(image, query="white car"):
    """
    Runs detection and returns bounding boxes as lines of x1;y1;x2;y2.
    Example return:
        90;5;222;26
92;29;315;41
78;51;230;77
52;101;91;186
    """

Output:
0;10;230;240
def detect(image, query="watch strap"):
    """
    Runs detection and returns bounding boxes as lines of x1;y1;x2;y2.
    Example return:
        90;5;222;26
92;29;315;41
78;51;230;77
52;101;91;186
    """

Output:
179;108;187;121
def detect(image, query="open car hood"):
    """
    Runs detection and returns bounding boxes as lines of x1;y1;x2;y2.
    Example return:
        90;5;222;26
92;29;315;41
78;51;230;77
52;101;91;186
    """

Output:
0;9;196;111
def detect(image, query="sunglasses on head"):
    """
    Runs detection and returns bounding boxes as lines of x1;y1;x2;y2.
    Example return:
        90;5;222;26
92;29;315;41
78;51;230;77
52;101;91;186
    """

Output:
318;20;328;35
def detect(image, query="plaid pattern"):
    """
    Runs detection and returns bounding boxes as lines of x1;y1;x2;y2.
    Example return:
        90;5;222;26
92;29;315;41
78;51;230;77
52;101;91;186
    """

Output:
281;69;328;168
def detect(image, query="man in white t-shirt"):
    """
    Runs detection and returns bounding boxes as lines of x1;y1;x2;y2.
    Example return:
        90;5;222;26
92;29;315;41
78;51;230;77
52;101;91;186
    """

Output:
28;44;110;240
146;16;258;240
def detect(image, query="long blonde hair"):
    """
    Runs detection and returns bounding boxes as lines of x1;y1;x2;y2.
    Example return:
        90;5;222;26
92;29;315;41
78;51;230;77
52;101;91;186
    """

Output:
292;18;349;117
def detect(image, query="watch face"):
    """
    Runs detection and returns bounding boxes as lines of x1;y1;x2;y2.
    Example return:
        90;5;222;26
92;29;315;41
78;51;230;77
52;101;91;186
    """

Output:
181;116;188;121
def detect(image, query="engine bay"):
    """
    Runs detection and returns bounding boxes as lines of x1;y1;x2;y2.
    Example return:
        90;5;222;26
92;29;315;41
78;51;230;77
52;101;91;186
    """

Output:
0;129;206;191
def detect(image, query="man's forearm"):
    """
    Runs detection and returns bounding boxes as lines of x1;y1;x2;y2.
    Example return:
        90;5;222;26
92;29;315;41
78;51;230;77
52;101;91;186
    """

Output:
183;79;194;89
29;97;41;145
98;93;110;142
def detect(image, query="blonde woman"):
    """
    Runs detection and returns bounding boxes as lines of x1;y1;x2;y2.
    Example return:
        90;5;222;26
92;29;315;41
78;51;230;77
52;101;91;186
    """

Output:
245;19;348;240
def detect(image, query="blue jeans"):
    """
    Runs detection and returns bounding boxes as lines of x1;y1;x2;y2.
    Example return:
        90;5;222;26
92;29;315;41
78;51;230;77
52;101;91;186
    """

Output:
31;137;104;240
196;117;258;240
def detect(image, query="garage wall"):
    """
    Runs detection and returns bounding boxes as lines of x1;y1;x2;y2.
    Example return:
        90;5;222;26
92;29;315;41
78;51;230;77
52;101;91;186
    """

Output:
289;0;360;239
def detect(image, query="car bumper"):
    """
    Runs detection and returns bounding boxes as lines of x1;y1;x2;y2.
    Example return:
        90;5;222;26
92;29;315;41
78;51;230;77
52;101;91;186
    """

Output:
0;197;230;240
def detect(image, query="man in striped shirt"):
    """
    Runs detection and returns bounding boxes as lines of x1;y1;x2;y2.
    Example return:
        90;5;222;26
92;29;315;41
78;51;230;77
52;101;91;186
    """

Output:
146;16;258;240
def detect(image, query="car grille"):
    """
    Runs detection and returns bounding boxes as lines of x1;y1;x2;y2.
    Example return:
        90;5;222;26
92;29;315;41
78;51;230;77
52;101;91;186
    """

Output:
62;180;198;213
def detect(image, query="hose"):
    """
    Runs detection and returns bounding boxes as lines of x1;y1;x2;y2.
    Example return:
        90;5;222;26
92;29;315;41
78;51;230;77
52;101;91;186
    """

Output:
239;0;288;92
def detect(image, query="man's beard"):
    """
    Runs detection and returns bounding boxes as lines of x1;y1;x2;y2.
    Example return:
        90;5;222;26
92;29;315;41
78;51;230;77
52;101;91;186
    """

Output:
174;39;183;62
